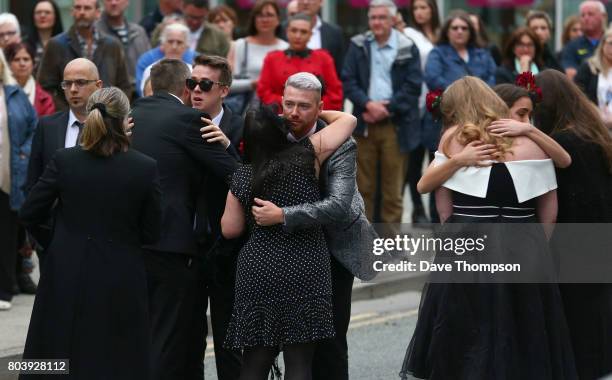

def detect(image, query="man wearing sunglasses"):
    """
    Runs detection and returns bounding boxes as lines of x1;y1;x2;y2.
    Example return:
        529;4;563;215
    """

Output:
190;54;244;380
130;58;239;380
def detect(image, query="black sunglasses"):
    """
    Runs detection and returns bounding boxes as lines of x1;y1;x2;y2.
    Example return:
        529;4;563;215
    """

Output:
185;78;226;91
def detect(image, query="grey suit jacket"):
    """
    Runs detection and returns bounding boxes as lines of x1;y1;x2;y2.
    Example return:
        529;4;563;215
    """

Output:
282;137;378;280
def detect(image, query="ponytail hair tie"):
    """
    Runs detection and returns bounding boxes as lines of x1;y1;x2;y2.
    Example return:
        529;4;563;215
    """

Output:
92;102;108;117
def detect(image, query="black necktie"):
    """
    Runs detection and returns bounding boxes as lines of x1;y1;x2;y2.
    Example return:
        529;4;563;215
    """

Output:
75;121;84;145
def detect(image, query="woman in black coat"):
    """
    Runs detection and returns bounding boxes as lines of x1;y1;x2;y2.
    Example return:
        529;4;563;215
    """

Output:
495;27;546;84
19;87;162;380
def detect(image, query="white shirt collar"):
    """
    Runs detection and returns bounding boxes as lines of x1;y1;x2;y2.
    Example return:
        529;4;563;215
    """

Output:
211;106;224;127
314;16;322;31
67;109;79;128
169;93;184;104
287;121;317;142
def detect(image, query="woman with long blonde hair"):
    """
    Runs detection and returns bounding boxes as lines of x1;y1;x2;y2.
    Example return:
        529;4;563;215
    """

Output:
400;77;578;379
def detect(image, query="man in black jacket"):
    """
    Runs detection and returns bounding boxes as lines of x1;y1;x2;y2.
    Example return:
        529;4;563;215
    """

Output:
189;54;243;380
26;58;103;255
130;59;238;380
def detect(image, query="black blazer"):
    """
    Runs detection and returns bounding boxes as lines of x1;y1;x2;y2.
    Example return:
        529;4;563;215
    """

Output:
195;104;244;250
130;92;239;255
575;61;598;105
24;110;70;249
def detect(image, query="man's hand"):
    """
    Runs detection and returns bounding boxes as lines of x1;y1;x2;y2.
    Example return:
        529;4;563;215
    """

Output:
365;100;390;121
125;116;134;137
200;117;230;149
252;198;284;226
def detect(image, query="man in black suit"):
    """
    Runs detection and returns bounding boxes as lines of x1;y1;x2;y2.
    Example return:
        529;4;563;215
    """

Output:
130;59;239;380
189;54;243;380
295;0;346;76
26;58;103;257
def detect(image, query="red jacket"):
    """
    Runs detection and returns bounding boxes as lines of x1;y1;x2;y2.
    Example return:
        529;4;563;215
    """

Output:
34;82;55;117
257;49;343;110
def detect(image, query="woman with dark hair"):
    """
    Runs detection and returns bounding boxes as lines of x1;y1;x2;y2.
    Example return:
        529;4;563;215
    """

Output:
534;69;612;380
495;27;545;84
19;87;161;378
25;0;63;73
222;75;356;378
257;13;343;110
561;15;582;48
209;5;238;40
469;13;502;66
526;10;563;72
400;76;577;380
402;0;440;223
4;42;54;117
225;0;288;115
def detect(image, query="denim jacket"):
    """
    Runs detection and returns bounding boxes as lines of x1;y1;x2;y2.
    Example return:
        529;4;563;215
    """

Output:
342;31;422;153
4;85;38;210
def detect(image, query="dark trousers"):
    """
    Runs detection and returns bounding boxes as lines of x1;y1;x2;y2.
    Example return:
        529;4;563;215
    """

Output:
0;191;18;302
312;256;354;380
145;250;207;380
406;149;439;223
207;275;242;380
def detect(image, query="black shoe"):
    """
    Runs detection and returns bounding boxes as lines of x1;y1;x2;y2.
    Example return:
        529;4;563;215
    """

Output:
17;273;37;295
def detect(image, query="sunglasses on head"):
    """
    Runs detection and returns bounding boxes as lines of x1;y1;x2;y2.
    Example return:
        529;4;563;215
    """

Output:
185;78;225;91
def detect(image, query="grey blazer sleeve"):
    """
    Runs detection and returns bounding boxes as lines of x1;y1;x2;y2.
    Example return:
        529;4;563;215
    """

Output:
282;138;357;232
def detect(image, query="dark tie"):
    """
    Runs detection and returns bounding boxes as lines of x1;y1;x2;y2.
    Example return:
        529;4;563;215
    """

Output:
75;121;84;145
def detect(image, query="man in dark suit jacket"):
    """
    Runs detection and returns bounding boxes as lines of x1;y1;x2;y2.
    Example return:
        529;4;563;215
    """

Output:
130;59;238;380
188;55;243;380
26;58;103;255
283;0;346;76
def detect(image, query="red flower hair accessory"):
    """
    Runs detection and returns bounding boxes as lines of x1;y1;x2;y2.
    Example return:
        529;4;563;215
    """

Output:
515;72;543;103
426;89;443;116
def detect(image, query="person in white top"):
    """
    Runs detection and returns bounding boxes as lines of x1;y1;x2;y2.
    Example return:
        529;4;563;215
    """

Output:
402;0;441;224
225;0;288;114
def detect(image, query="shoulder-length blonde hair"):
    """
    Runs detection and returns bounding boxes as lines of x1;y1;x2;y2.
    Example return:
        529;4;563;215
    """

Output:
441;76;512;159
587;28;612;75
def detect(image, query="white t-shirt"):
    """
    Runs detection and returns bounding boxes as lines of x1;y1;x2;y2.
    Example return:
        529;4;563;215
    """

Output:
597;69;612;114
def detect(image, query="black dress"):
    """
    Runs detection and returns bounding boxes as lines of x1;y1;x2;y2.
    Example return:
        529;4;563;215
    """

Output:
401;161;578;380
552;130;612;380
224;142;335;349
18;147;161;380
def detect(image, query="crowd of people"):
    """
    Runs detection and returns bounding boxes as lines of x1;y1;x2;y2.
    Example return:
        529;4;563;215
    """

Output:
0;0;611;379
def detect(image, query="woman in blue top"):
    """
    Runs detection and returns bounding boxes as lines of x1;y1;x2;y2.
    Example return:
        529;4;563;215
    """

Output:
422;11;496;223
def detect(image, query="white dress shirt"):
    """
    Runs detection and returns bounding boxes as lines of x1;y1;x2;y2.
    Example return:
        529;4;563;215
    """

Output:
65;110;83;148
307;16;323;50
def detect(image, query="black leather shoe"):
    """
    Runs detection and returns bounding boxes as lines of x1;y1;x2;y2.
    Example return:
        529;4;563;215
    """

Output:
17;273;37;295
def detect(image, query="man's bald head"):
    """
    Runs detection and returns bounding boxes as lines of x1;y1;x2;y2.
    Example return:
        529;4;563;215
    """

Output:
64;58;100;80
63;58;103;117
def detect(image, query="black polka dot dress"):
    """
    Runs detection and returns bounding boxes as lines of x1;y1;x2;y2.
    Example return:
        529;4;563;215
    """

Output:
224;145;335;350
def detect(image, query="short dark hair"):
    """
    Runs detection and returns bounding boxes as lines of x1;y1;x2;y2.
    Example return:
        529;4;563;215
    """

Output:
246;0;281;37
193;55;232;87
287;13;312;27
183;0;209;9
150;59;191;96
3;42;35;63
438;10;477;47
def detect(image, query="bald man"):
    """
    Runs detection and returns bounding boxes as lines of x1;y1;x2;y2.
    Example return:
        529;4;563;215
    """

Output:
561;0;607;78
25;58;103;254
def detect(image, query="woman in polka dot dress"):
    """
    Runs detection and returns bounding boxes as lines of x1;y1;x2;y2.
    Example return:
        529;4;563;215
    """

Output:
221;104;356;379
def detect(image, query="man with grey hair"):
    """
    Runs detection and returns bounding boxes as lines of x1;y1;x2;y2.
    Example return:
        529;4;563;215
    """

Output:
342;0;422;225
253;71;377;380
139;23;193;96
130;59;239;380
561;0;608;78
0;13;21;48
37;0;131;110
